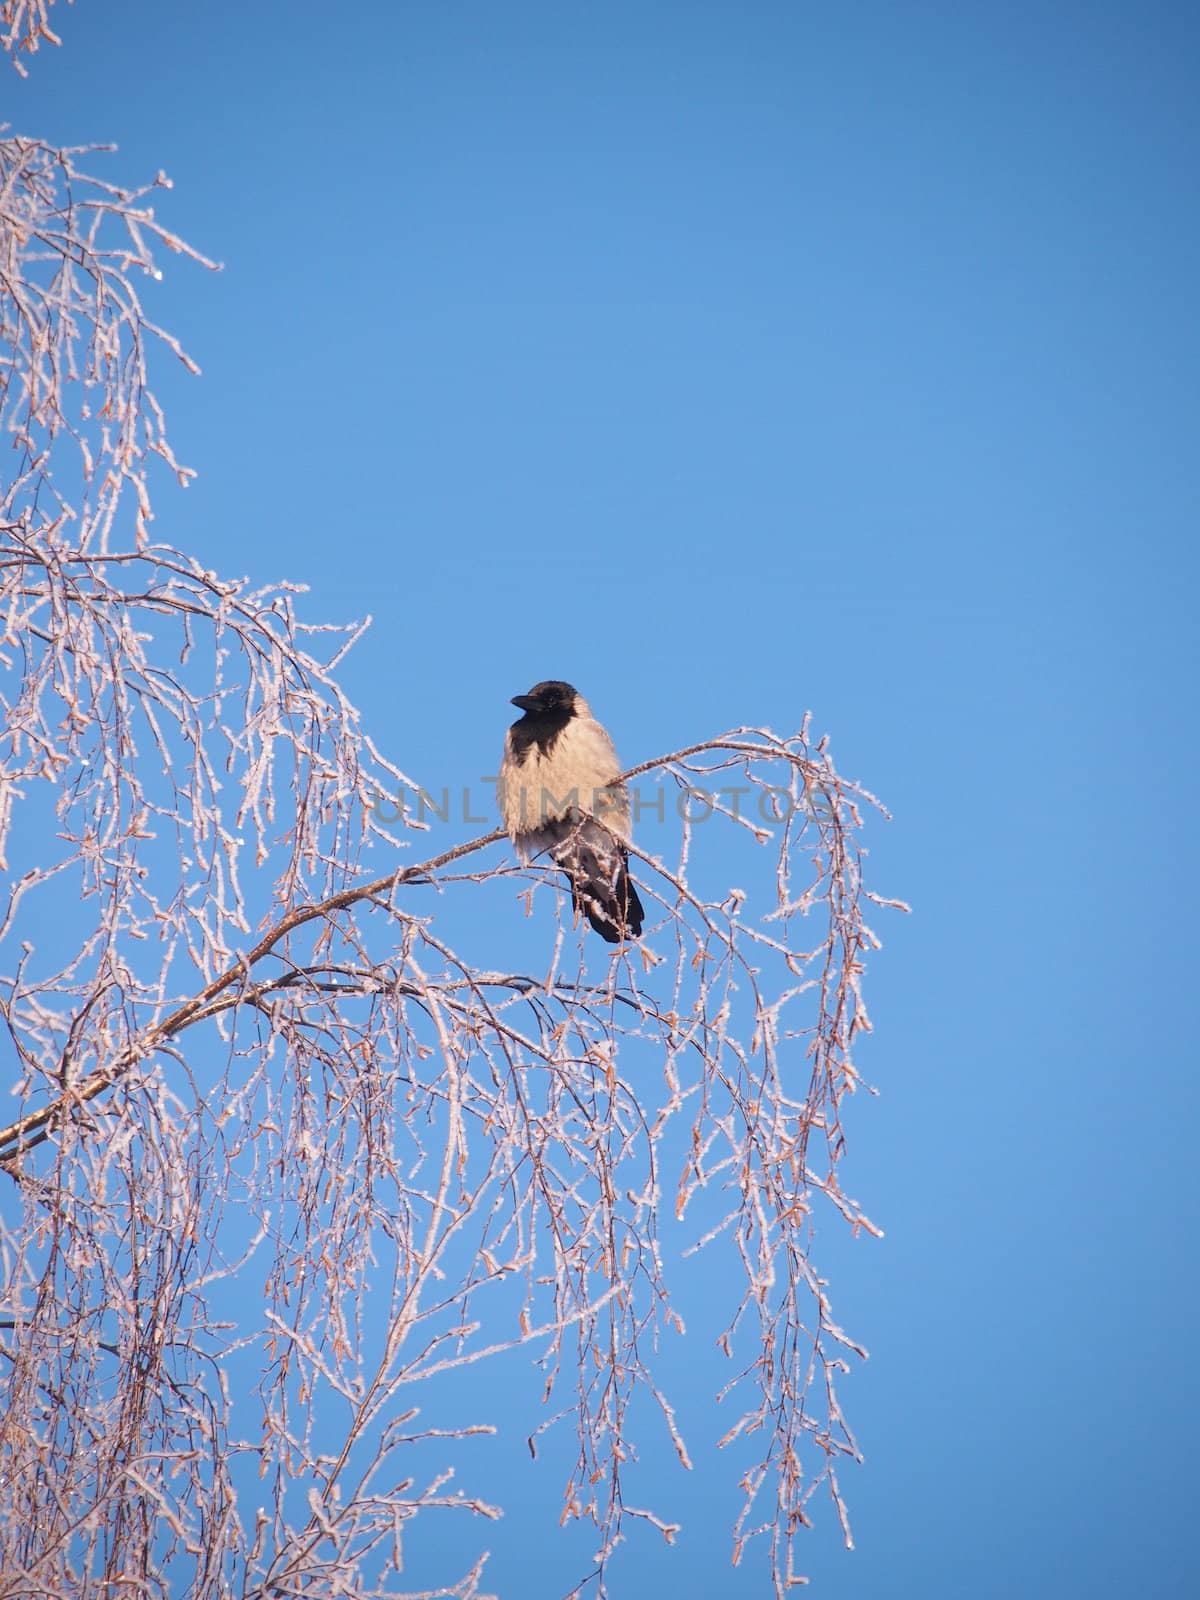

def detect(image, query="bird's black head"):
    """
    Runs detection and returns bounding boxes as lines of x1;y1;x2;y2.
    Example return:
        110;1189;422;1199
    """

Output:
507;681;578;762
510;680;578;717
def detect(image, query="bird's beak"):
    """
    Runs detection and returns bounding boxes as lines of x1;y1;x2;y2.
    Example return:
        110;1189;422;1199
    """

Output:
511;694;537;712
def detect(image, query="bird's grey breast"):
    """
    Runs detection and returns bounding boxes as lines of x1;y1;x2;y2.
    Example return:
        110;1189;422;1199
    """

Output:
500;714;629;842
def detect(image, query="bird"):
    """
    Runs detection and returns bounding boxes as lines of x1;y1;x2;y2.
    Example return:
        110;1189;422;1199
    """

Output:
498;680;645;944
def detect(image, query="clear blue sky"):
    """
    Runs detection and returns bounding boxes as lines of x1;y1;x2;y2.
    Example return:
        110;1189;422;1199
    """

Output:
13;1;1199;1595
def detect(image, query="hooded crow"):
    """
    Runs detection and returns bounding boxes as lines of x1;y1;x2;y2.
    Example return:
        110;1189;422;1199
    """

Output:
499;680;645;944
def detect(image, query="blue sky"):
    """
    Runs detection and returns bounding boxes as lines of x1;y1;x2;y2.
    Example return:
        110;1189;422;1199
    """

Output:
10;1;1200;1595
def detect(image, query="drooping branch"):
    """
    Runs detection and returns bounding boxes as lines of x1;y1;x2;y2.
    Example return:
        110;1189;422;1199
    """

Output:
1;0;69;74
0;136;220;549
0;824;503;1166
0;731;895;1174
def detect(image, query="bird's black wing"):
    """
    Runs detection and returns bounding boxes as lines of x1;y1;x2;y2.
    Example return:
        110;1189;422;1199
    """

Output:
553;821;644;944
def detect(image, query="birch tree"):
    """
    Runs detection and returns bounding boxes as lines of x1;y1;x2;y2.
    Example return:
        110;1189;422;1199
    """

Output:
0;9;905;1596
